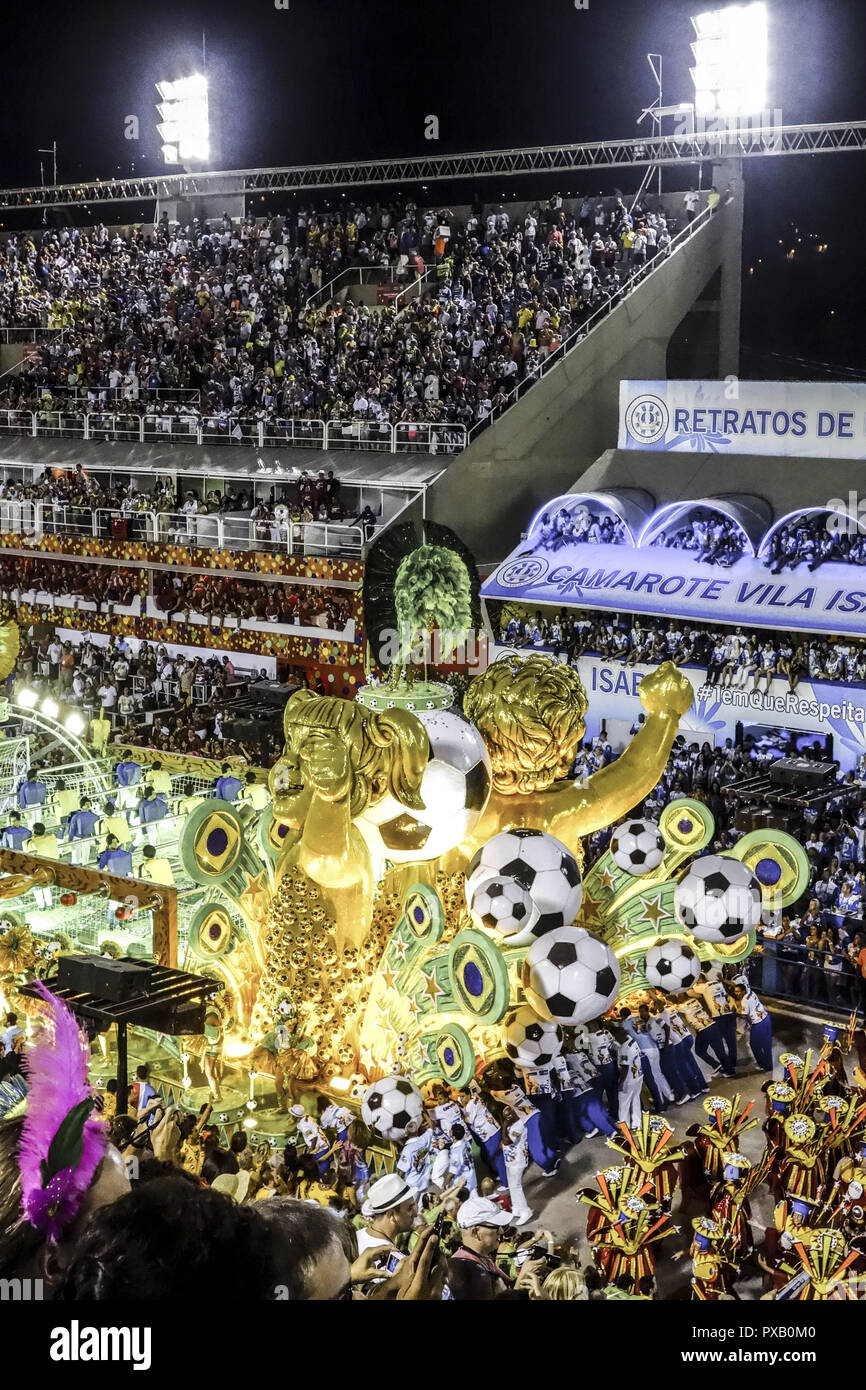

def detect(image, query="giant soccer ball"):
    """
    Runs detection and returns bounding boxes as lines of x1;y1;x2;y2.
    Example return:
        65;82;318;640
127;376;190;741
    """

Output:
674;855;763;944
644;939;701;992
466;829;582;939
610;818;666;876
358;708;491;864
468;875;539;939
361;1075;425;1141
503;1005;563;1068
521;926;620;1025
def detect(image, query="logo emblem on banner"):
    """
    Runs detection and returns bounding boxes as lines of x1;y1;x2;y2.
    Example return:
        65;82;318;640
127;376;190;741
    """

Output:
496;556;549;589
625;394;669;444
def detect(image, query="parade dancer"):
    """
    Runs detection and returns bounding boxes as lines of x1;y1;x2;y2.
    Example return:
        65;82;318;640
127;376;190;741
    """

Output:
605;1113;687;1212
611;1021;645;1128
686;1093;758;1183
620;1008;674;1111
500;1106;534;1226
485;1069;559;1176
692;974;738;1076
458;1081;507;1186
675;1217;738;1300
731;983;774;1072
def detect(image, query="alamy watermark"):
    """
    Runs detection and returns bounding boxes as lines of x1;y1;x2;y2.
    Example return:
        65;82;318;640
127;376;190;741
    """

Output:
376;626;491;674
825;492;866;536
674;107;784;151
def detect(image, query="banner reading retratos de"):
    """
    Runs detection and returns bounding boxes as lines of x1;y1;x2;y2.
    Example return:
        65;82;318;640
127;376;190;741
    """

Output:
618;380;866;458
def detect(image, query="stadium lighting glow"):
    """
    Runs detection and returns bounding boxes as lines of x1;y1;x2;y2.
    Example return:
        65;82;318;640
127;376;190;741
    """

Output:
65;712;86;735
690;3;768;117
156;73;209;164
18;688;38;709
41;698;59;718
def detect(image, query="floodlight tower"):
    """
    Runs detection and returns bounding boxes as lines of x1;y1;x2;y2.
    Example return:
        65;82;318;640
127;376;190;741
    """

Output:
690;1;769;120
155;74;210;168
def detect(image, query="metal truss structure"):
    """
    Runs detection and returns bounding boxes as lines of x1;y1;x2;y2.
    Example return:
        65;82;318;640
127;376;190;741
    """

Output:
2;120;866;209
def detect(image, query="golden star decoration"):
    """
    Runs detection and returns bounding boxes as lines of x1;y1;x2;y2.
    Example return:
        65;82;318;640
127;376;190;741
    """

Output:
391;934;409;961
420;968;444;1006
240;871;270;919
636;895;668;930
379;962;399;993
406;996;421;1021
600;868;616;892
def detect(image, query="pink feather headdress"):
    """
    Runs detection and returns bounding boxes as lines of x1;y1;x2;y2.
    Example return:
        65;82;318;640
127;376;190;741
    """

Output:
18;982;107;1242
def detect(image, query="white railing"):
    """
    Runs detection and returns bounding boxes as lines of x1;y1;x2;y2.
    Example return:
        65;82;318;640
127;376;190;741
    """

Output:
0;500;367;558
303;264;413;311
0;326;59;343
0;409;466;456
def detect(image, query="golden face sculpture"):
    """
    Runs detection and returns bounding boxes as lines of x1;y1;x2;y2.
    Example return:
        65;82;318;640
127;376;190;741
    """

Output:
463;655;589;794
268;690;430;824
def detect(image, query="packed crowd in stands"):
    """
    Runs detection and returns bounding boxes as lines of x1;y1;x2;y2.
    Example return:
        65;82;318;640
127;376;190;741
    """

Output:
0;559;140;612
655;511;746;567
151;574;353;631
0;555;354;634
7;629;305;763
500;608;866;689
0;193;680;439
531;506;866;575
0;463;367;531
534;503;630;549
766;514;866;573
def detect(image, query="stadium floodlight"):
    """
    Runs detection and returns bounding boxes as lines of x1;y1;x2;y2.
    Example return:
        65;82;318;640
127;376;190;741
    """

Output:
17;688;38;709
690;3;768;117
65;712;86;736
155;73;209;164
41;698;59;718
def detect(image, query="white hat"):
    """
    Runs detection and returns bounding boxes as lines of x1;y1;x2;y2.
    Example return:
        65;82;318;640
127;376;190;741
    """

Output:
289;1104;306;1118
456;1195;512;1230
211;1171;252;1204
360;1173;414;1218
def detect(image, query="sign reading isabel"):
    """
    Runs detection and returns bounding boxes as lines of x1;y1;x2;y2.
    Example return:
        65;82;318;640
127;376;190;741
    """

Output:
619;380;866;458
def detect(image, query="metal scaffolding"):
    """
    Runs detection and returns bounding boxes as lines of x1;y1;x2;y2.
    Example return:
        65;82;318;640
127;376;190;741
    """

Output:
2;120;866;209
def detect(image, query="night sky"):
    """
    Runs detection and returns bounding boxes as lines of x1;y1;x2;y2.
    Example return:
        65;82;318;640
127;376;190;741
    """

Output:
3;0;864;372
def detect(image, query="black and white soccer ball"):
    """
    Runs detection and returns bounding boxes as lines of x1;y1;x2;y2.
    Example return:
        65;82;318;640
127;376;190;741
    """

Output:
358;708;491;864
521;926;620;1025
674;855;763;944
503;1005;563;1068
361;1075;425;1140
644;939;701;991
466;828;582;940
468;875;539;939
610;818;666;876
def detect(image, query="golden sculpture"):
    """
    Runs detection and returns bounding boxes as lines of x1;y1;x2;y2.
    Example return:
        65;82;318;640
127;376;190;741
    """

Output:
253;655;692;1081
460;656;692;856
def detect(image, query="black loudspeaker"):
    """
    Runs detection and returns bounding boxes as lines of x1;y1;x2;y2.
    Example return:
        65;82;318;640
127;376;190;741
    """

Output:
769;758;836;789
57;955;153;1002
142;999;207;1035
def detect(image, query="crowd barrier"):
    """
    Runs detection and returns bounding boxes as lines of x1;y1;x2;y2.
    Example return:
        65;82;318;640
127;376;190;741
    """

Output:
0;410;467;457
0;500;368;558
